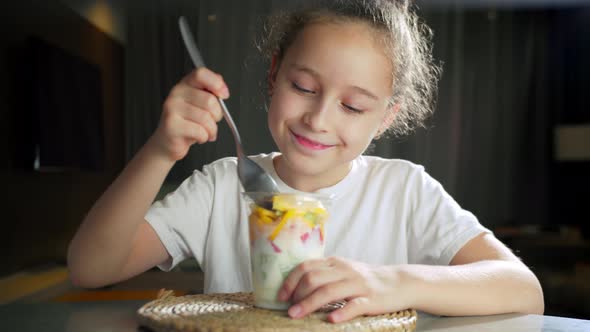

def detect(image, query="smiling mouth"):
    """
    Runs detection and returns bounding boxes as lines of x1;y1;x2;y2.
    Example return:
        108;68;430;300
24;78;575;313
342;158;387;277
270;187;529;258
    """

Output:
291;131;334;150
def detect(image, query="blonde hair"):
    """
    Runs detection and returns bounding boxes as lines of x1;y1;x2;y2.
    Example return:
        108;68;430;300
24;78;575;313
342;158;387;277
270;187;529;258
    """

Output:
257;0;441;137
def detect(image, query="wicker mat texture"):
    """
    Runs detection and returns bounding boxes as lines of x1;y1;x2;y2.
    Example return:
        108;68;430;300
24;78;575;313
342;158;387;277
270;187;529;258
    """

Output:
137;291;416;331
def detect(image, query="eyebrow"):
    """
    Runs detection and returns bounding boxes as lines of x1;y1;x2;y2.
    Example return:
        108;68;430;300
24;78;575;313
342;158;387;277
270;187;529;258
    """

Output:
289;63;380;101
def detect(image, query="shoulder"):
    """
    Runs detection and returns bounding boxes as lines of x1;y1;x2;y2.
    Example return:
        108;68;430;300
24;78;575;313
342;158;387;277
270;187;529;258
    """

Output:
355;156;443;200
357;155;426;179
178;157;239;190
203;156;238;172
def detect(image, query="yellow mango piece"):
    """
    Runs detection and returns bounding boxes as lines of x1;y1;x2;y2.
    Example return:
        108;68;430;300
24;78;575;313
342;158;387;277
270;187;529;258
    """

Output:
272;195;324;211
268;210;295;241
259;214;275;224
255;206;276;219
272;195;295;211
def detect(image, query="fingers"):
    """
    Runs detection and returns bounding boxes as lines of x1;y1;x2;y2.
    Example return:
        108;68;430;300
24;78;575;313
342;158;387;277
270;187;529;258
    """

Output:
161;97;217;144
279;259;327;302
288;280;359;319
328;297;372;323
290;268;342;304
183;67;230;99
179;105;218;142
154;68;229;160
281;257;386;322
164;69;228;144
174;85;224;122
179;120;210;144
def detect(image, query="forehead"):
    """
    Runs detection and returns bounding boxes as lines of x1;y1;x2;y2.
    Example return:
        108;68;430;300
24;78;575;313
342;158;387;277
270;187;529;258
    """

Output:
280;21;393;95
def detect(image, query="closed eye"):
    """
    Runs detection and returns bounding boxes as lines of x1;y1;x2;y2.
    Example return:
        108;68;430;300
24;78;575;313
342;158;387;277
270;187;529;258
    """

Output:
342;103;364;114
292;82;316;94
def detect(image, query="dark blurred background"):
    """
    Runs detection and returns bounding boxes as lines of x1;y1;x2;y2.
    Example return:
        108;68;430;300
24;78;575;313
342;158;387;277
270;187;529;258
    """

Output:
0;0;588;319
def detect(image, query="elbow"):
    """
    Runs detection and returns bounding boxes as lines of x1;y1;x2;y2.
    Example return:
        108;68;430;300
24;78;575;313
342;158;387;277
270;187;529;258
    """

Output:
67;237;86;288
529;281;545;315
67;264;108;289
67;244;105;289
524;295;544;315
67;268;87;289
520;273;545;315
67;242;83;287
67;255;90;289
533;302;545;316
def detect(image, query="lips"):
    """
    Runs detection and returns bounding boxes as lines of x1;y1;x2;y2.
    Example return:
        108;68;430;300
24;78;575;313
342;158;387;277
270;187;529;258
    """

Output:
291;130;334;150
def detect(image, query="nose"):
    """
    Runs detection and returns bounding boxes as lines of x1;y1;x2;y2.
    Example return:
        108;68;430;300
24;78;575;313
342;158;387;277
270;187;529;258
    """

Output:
302;100;330;132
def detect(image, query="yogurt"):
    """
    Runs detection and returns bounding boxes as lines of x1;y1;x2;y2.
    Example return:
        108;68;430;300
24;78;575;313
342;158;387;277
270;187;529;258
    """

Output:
245;194;329;310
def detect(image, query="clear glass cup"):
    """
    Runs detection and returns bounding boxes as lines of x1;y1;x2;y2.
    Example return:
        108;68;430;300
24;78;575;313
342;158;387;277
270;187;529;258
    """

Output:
242;192;332;310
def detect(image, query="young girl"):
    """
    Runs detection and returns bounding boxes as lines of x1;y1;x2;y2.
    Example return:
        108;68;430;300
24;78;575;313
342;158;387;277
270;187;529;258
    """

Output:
68;0;544;323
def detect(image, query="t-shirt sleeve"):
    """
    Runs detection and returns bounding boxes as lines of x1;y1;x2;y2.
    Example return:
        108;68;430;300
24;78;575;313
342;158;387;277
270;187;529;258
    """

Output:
407;166;491;265
145;166;215;271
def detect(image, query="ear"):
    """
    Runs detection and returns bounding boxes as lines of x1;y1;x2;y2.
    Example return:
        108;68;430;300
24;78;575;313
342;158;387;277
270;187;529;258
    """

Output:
374;103;400;139
267;54;279;96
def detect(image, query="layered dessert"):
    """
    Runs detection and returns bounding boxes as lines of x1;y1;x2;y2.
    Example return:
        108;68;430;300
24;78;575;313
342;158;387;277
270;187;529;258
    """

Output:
247;194;329;310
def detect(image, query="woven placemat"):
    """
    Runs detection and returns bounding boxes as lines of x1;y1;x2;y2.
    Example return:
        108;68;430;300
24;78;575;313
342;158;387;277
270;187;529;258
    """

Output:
137;290;416;331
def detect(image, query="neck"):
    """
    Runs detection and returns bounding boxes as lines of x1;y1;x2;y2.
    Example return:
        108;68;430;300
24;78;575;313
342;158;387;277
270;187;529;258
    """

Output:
273;155;352;192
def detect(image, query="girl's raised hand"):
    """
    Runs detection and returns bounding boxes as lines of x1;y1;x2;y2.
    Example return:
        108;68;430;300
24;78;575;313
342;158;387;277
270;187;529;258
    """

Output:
148;67;230;162
278;257;412;323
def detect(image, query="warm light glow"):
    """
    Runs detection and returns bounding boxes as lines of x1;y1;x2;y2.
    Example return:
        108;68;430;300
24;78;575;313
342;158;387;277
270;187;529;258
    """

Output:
554;125;590;161
86;0;116;39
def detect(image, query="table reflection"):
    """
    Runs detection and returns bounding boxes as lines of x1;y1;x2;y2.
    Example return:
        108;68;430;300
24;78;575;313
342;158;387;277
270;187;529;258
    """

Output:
417;312;544;331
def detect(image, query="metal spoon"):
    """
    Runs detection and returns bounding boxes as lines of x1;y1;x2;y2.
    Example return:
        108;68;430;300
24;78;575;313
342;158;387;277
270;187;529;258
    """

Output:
178;16;279;194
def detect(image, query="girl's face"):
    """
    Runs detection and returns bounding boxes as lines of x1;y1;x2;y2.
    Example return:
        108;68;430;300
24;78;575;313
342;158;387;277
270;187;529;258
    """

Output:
268;21;394;191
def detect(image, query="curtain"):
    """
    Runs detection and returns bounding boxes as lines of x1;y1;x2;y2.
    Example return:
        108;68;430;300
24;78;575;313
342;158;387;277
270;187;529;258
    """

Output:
126;1;556;228
126;0;276;183
374;7;552;227
125;0;200;166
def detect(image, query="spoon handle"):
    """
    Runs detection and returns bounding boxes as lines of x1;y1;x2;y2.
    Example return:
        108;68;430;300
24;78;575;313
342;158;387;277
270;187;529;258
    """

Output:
178;16;244;158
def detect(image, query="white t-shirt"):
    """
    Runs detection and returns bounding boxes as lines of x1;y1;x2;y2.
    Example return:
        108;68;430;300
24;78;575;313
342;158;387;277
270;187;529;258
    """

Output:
146;153;489;294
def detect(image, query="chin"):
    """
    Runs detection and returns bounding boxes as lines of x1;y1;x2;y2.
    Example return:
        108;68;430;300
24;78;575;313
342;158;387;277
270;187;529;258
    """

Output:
287;151;353;181
279;150;325;175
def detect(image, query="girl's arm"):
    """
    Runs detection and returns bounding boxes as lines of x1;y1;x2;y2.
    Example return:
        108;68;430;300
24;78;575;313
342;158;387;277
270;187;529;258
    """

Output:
67;140;175;288
400;233;544;316
67;68;229;288
280;233;544;322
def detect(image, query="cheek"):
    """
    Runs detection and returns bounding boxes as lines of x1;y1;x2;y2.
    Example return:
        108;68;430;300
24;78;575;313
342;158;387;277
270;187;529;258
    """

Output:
267;98;282;127
268;91;299;124
267;95;292;141
340;117;382;144
267;101;280;137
